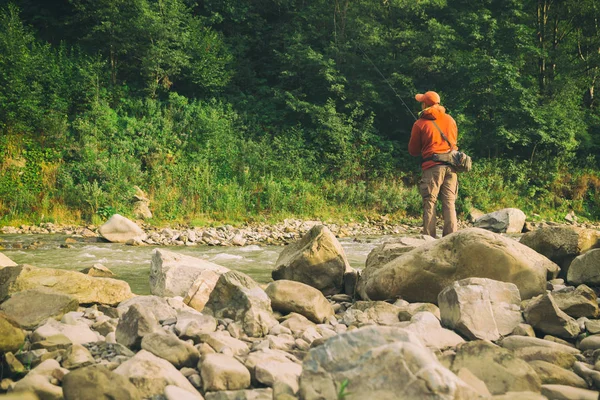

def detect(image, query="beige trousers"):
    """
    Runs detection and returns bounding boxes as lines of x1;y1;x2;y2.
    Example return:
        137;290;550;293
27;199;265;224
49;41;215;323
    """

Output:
418;164;458;238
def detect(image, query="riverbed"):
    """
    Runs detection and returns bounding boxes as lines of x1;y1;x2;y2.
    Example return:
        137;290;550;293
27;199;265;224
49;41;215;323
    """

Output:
0;234;390;295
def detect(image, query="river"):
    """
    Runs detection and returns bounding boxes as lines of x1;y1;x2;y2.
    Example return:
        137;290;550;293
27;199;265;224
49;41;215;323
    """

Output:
0;234;391;295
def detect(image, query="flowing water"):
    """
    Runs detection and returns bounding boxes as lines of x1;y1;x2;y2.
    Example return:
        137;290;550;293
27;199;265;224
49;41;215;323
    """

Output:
0;234;391;295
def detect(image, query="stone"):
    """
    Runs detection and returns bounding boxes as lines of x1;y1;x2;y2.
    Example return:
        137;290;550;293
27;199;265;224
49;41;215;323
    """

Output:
31;334;72;351
265;280;334;323
578;334;600;351
358;228;560;304
244;349;300;386
61;343;95;369
116;303;161;350
114;350;199;398
403;312;465;351
272;225;353;295
80;264;115;278
117;295;177;323
396;302;441;321
499;336;580;355
164;385;205;400
11;359;68;400
365;235;436;270
0;312;25;353
184;269;227;312
341;301;402;327
149;249;229;298
529;360;588;388
62;365;142;400
141;331;200;368
474;208;527;233
0;251;17;267
98;214;146;243
254;358;302;393
200;353;251;392
0;265;133;306
32;319;98;344
568;249;600;286
513;348;577;369
3;352;26;377
438;278;523;341
298;325;480;400
456;368;491;397
552;284;599;318
0;288;79;330
203;271;277;338
197;331;249;356
279;313;316;335
448;340;541;395
524;293;581;339
491;392;546;400
541;384;599;400
175;311;218;341
204;389;273;400
511;323;536;337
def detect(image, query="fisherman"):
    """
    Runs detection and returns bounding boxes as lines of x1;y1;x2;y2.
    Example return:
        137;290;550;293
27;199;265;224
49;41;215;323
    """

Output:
408;91;458;238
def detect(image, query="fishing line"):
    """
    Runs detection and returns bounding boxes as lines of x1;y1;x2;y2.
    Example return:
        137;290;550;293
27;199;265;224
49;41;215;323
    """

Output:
357;45;418;121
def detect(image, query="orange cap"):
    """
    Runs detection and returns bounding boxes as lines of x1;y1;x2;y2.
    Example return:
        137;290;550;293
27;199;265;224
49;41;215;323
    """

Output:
415;91;441;106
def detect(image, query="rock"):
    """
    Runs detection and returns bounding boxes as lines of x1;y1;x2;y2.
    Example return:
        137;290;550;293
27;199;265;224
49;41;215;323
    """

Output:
456;368;491;397
298;325;480;400
499;336;581;355
184;269;228;313
529;360;588;388
448;340;541;395
404;312;465;351
141;331;200;369
0;252;17;267
0;312;25;353
11;359;68;400
62;364;141;400
116;303;161;350
174;311;218;341
567;249;600;286
0;265;133;306
438;278;523;341
31;334;72;351
511;323;537;337
32;319;98;344
358;228;559;304
365;235;436;270
117;296;177;323
204;389;272;400
395;301;441;321
114;350;199;398
196;332;249;356
149;249;229;298
520;226;600;275
552;284;599;318
80;264;115;278
474;208;527;233
133;201;152;220
578;334;600;351
61;343;95;369
341;301;402;327
272;225;352;295
203;271;277;338
491;392;546;400
200;353;251;392
98;214;146;243
0;288;79;330
244;349;301;391
512;348;577;369
541;384;599;400
524;293;581;339
165;385;205;400
265;280;334;324
279;313;316;336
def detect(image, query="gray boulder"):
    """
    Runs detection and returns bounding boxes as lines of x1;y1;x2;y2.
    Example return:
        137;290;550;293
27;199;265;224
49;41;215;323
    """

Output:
98;214;146;243
265;280;334;323
117;295;177;323
567;249;600;286
474;208;527;233
552;284;598;318
365;235;436;270
438;278;523;341
358;228;559;304
0;288;78;329
523;293;581;339
116;304;161;350
272;225;353;295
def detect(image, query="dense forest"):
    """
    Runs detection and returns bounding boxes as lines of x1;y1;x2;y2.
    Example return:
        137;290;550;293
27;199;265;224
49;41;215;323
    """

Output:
1;0;599;225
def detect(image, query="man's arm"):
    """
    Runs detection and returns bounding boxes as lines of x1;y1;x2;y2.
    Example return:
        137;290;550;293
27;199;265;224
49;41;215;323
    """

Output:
408;123;422;156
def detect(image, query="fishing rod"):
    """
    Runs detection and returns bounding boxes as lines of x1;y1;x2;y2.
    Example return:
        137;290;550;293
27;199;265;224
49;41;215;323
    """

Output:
357;45;418;121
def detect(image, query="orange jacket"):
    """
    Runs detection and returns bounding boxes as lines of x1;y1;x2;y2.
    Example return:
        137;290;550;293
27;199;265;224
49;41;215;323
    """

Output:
408;104;458;170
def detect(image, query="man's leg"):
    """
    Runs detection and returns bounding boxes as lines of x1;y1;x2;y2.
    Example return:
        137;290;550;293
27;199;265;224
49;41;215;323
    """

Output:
419;166;444;238
440;166;458;236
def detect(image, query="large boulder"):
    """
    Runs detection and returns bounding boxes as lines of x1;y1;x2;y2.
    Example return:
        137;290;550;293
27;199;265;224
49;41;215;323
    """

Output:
117;296;177;323
447;340;541;395
0;288;79;329
0;312;25;353
520;226;600;274
523;293;581;339
114;350;199;398
116;304;161;350
32;318;99;344
98;214;146;243
403;312;465;351
62;364;142;400
552;284;598;318
365;236;436;270
200;353;251;392
0;252;17;267
438;278;523;341
141;331;200;369
358;228;559;304
272;225;353;295
567;249;600;286
298;325;481;400
0;265;134;306
265;280;334;323
149;249;229;299
473;208;527;233
203;271;277;338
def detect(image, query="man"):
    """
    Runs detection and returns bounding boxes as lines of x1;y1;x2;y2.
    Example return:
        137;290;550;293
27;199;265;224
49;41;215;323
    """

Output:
408;91;458;238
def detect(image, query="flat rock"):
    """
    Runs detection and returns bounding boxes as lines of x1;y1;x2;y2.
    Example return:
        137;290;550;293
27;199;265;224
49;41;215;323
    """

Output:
529;360;588;388
117;295;177;323
552;284;599;318
265;280;334;323
200;353;251;392
541;384;600;400
0;288;79;329
141;331;199;368
63;364;141;399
